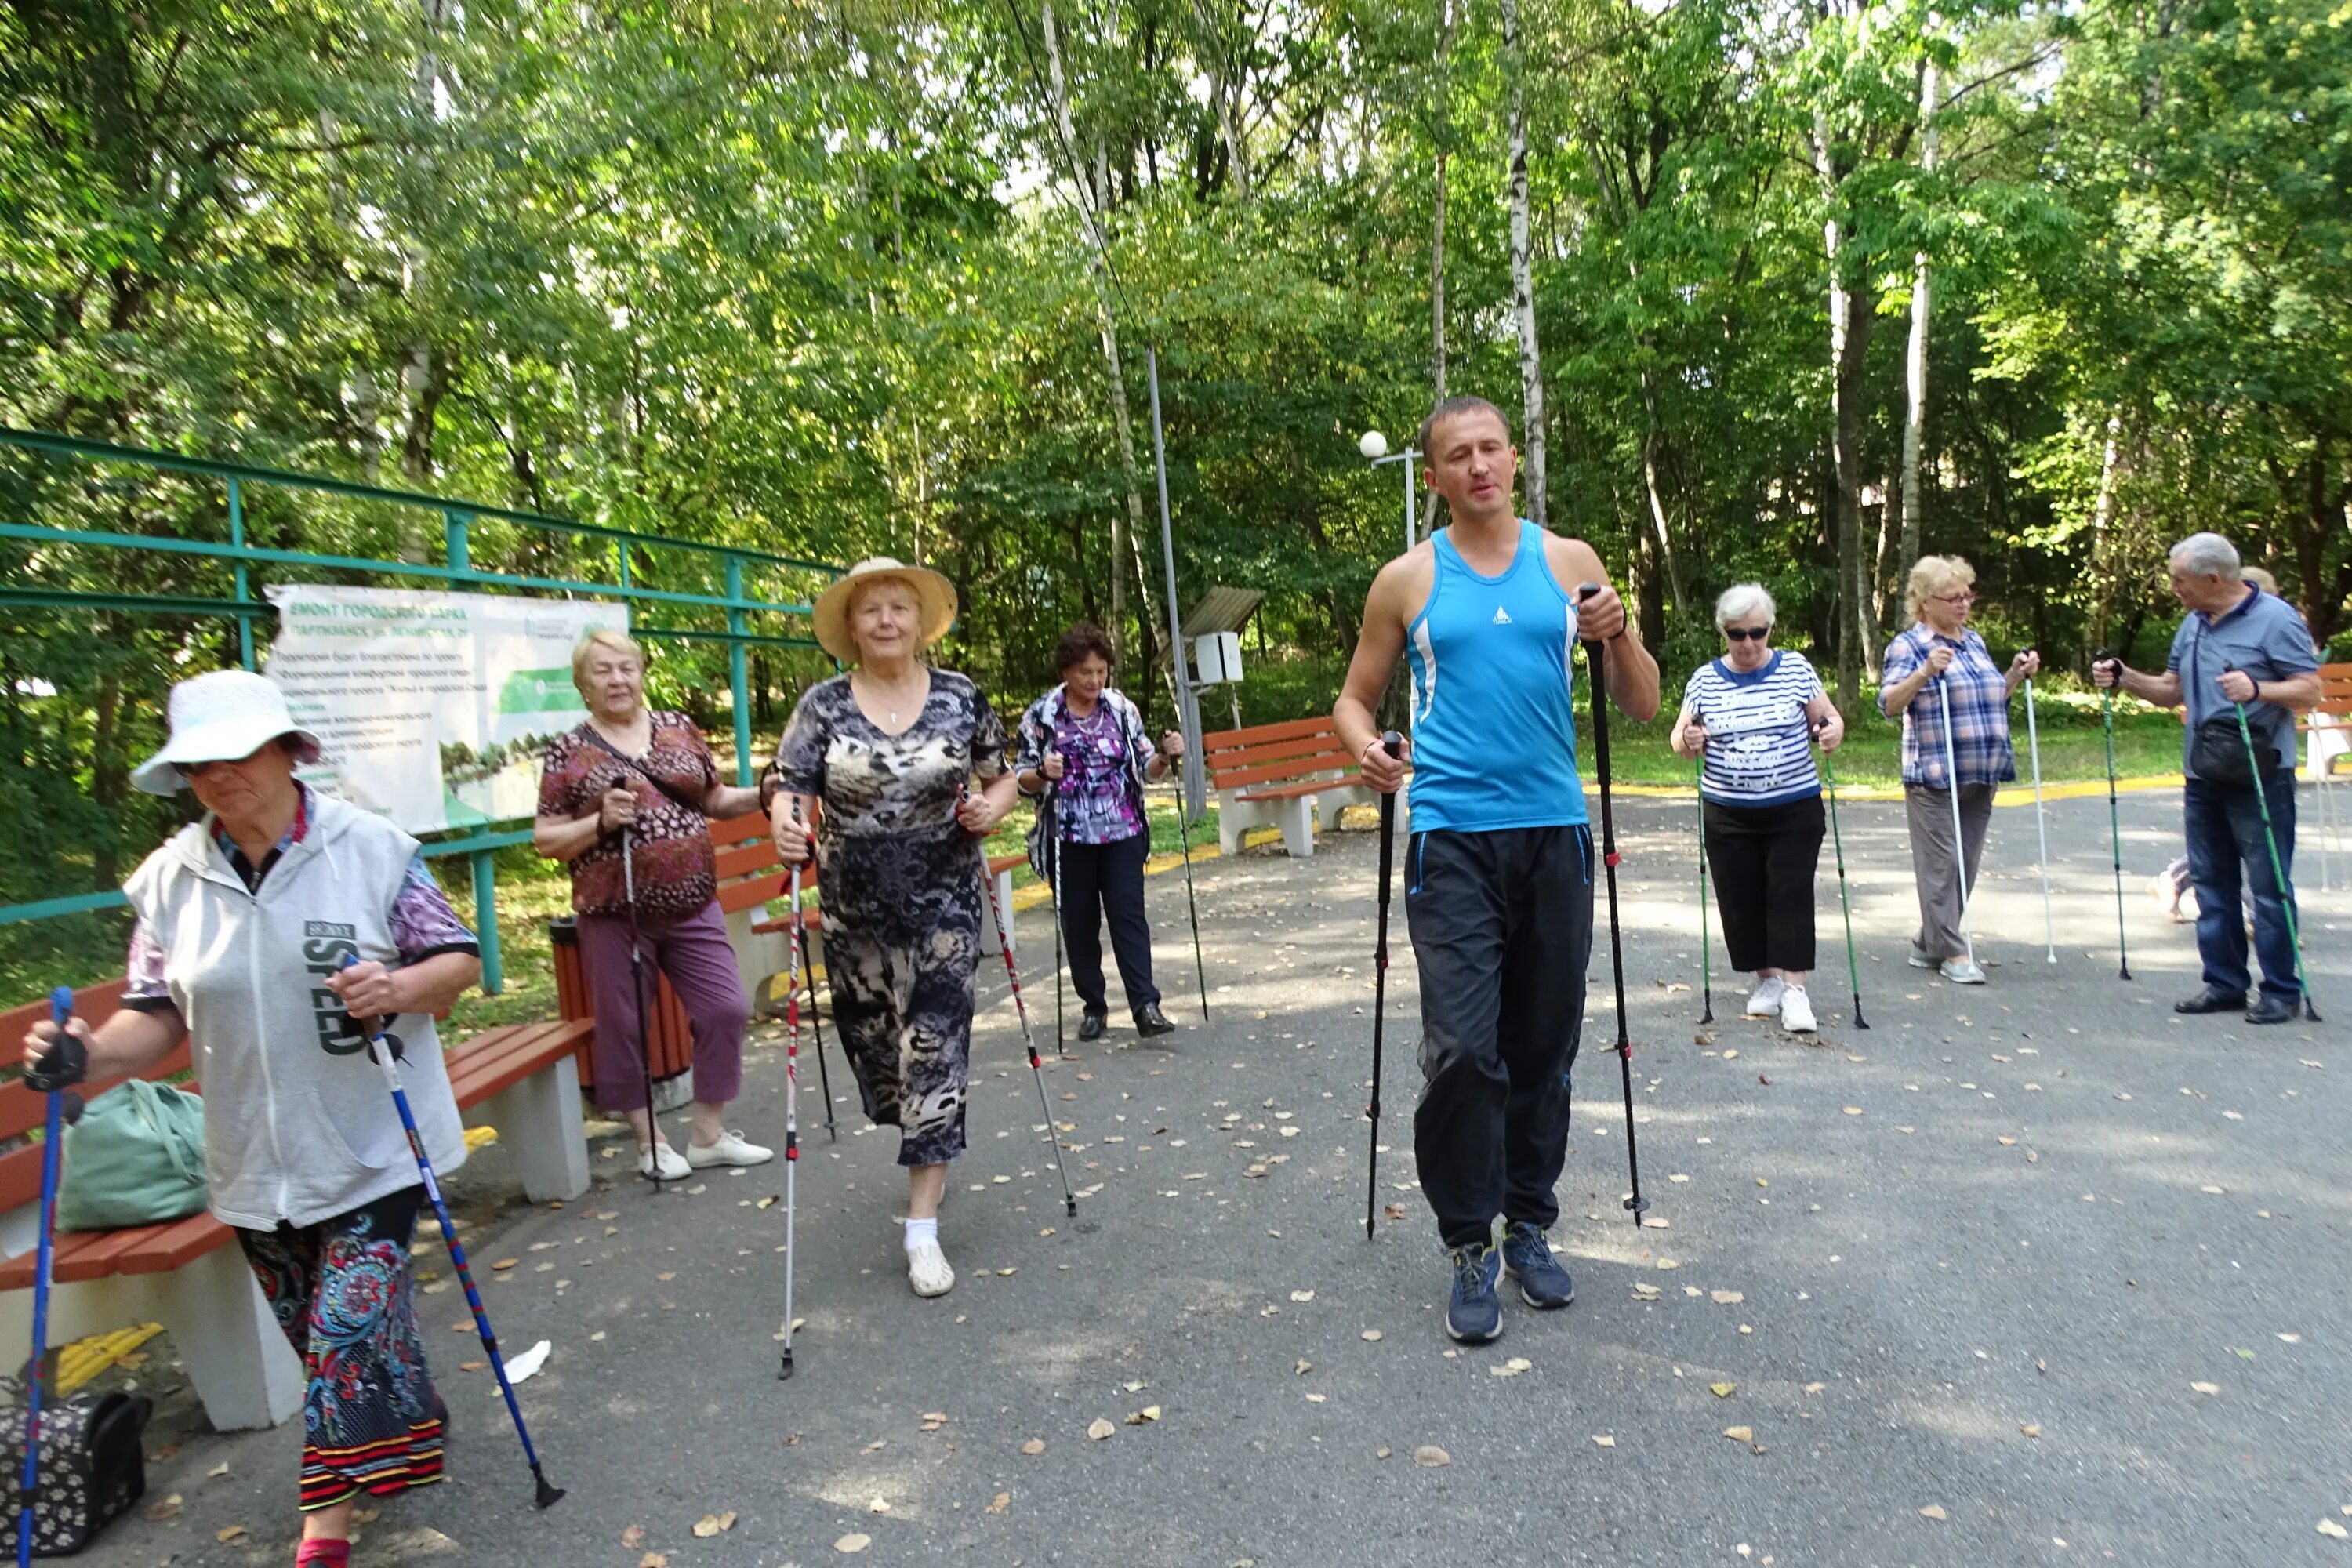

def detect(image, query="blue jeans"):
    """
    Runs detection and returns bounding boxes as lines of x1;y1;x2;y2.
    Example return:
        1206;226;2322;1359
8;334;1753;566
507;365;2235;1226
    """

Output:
2183;773;2302;1004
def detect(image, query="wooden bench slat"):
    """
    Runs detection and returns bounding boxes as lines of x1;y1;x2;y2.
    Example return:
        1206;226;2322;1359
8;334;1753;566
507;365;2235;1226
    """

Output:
1206;737;1351;778
1215;755;1356;792
1236;778;1354;802
717;869;788;915
111;1212;235;1277
1203;716;1332;751
448;1019;593;1106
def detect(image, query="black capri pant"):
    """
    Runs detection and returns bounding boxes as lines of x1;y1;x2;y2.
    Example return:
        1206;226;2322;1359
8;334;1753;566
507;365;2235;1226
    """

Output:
1702;795;1826;974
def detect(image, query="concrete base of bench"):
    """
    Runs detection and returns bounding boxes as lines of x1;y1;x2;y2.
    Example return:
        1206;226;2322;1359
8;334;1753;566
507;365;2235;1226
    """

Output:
464;1051;590;1203
0;1242;302;1432
1216;784;1377;858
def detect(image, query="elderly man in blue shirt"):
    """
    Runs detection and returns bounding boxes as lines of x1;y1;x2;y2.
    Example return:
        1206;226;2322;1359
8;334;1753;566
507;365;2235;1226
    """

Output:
2096;532;2321;1024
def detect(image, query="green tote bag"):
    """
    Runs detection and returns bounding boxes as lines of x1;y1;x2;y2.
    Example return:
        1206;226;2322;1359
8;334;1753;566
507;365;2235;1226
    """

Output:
54;1080;209;1232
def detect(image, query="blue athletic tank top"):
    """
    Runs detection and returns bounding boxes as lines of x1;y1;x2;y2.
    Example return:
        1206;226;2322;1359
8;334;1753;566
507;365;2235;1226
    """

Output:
1405;519;1587;833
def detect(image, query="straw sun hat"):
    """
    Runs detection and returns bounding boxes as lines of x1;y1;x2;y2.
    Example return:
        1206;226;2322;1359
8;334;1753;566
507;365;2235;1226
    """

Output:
811;557;958;664
131;669;324;795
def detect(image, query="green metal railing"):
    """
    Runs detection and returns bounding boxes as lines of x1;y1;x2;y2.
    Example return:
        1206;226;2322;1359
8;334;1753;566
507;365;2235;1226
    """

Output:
0;428;842;992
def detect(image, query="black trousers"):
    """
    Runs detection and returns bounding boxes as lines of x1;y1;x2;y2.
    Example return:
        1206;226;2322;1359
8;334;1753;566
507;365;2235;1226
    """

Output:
1702;795;1825;974
1406;824;1593;1250
1054;830;1160;1016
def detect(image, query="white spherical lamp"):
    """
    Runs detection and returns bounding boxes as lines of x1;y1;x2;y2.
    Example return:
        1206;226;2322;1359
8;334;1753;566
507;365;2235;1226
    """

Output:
1358;429;1388;460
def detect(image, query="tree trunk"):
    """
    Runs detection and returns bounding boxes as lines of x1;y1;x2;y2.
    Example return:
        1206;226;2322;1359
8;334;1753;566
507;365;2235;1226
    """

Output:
1498;0;1545;528
1814;109;1873;711
1040;0;1149;674
1897;49;1941;622
2089;413;2122;653
1429;0;1455;405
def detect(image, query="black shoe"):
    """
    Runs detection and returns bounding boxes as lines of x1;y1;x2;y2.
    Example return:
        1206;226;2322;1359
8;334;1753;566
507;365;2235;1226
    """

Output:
1077;1011;1108;1043
2245;993;2298;1025
1500;1221;1576;1309
1132;1002;1176;1039
1444;1243;1503;1344
2174;986;2249;1014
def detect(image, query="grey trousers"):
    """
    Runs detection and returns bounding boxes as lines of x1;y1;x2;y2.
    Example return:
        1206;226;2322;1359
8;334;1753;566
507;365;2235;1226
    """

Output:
1904;782;1996;958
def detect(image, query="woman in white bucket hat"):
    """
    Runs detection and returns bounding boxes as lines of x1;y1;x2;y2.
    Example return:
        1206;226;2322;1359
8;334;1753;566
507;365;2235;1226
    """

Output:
762;559;1018;1298
20;669;481;1566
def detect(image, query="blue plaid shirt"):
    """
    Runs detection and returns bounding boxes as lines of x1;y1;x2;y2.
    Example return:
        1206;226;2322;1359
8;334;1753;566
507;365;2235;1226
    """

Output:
1879;625;2017;789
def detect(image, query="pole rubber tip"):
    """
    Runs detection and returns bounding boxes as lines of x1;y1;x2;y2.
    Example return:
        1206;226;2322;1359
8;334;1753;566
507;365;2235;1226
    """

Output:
534;1473;566;1510
1064;1195;1078;1216
778;1349;796;1381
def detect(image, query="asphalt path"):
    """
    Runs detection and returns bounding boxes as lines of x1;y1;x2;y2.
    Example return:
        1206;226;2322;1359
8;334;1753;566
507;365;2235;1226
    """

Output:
71;784;2352;1568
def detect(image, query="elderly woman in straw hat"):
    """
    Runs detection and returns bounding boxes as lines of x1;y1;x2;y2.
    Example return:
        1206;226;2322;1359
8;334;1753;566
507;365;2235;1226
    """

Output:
763;558;1018;1298
19;670;480;1567
535;626;771;1179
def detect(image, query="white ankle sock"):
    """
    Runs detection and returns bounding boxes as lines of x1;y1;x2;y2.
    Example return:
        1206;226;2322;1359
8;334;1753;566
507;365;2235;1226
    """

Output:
905;1216;938;1251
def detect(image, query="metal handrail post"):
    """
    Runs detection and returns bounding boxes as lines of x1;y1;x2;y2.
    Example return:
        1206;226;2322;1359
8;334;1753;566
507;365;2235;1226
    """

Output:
471;849;503;995
227;477;255;670
726;556;753;786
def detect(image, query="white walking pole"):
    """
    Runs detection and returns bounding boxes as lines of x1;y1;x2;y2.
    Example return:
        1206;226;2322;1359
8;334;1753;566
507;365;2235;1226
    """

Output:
2024;675;2056;961
1936;676;1978;968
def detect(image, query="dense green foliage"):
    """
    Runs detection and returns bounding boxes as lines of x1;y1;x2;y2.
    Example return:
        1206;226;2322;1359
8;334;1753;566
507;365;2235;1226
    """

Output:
2;0;2343;979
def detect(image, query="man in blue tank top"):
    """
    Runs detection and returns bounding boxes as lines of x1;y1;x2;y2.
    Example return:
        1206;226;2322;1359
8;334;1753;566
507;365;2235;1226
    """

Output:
1334;396;1661;1345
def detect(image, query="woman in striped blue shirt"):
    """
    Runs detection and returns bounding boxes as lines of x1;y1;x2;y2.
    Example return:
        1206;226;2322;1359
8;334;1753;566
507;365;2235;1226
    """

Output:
1670;584;1846;1033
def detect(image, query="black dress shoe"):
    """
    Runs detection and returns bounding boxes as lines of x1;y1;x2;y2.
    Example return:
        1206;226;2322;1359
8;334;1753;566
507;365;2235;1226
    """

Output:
1077;1011;1108;1042
2245;993;2298;1025
2174;986;2249;1014
1133;1002;1177;1039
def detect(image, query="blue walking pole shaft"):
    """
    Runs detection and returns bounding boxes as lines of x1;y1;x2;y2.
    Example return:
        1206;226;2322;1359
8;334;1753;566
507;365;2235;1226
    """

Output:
16;987;81;1566
338;958;564;1508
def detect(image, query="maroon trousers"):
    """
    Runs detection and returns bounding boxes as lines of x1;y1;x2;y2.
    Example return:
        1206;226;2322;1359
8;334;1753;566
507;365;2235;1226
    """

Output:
575;899;749;1111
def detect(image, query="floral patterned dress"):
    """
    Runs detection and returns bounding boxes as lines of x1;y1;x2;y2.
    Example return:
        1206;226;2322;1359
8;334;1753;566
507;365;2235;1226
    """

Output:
763;671;1010;1167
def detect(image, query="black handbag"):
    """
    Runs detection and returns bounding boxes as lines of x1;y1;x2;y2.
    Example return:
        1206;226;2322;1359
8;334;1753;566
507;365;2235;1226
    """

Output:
0;1388;153;1557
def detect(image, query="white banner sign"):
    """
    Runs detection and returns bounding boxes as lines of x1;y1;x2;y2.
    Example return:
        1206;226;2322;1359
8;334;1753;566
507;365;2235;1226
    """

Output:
263;585;626;833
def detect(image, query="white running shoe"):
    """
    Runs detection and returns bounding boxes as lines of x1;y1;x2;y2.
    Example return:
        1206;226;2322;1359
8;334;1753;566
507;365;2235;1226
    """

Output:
1907;948;1940;969
685;1131;775;1168
1940;957;1987;985
1779;985;1817;1033
906;1239;956;1298
1744;976;1787;1017
639;1142;691;1181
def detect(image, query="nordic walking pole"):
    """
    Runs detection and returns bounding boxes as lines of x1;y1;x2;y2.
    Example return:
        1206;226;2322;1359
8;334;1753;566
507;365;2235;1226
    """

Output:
1044;776;1066;1057
620;826;665;1189
1693;750;1715;1025
978;844;1080;1216
2095;652;2134;979
2024;671;2057;962
336;957;564;1508
778;807;808;1377
2225;665;2321;1021
789;811;837;1142
1145;349;1213;1023
18;989;86;1566
1363;729;1404;1240
1578;586;1650;1228
1818;741;1871;1029
1935;677;1979;970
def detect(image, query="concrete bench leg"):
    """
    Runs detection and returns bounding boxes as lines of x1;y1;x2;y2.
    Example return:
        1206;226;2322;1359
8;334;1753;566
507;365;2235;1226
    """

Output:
979;866;1015;956
724;905;789;1015
469;1058;590;1203
158;1248;307;1432
1278;796;1316;858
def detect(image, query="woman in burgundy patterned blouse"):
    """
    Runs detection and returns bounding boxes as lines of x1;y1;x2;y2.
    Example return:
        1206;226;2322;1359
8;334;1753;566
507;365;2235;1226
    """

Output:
535;629;771;1180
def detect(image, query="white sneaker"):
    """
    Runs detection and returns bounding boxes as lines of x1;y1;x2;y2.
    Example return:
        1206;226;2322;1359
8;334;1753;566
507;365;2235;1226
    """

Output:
906;1239;956;1298
1779;986;1817;1033
1940;957;1987;985
685;1131;774;1168
639;1142;691;1181
1907;948;1940;969
1744;977;1786;1017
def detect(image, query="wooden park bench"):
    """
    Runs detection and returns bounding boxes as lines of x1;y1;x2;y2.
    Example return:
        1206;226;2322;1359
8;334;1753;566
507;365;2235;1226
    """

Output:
1203;717;1388;858
0;978;593;1432
2300;662;2352;889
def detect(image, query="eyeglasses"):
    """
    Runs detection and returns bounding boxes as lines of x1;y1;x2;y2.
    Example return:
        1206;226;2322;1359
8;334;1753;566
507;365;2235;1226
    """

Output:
1724;626;1772;642
1934;591;1977;606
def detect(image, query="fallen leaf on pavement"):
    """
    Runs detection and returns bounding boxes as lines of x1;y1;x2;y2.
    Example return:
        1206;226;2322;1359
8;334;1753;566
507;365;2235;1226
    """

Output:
640;1555;670;1568
207;1461;231;1478
834;1534;871;1554
1087;1417;1115;1440
143;1495;182;1522
1375;1446;1392;1459
2020;1424;2042;1438
1722;1425;1753;1443
1711;1290;1744;1305
1710;1382;1736;1398
621;1525;645;1547
1412;1445;1451;1468
1020;1439;1045;1455
492;1258;517;1270
216;1526;247;1544
2319;1519;2350;1540
1592;1436;1616;1448
868;1497;889;1514
1295;1359;1313;1375
1920;1504;1947;1521
1361;1330;1383;1341
2190;1381;2220;1395
1290;1290;1315;1302
986;1491;1010;1515
691;1512;736;1537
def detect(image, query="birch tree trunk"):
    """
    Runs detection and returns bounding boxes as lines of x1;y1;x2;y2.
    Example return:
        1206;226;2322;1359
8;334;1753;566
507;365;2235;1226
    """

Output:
1813;107;1873;710
1896;47;1942;611
1498;0;1546;527
1041;0;1149;672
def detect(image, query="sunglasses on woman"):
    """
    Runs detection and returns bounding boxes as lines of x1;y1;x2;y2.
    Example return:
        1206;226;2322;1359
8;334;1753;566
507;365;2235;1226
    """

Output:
1724;626;1771;642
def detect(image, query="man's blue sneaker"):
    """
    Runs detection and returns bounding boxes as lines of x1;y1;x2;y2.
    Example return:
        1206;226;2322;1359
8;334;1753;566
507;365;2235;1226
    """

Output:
1501;1221;1575;1309
1446;1243;1503;1343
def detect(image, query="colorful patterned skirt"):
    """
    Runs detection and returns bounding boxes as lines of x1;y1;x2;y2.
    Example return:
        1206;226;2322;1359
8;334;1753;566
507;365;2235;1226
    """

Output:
235;1186;447;1510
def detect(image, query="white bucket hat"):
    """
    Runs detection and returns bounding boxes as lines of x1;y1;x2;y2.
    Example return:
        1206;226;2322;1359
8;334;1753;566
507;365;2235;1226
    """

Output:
811;557;959;664
131;670;324;795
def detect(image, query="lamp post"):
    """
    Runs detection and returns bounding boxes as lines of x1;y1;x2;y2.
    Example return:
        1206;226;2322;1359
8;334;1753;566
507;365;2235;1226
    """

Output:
1359;430;1420;555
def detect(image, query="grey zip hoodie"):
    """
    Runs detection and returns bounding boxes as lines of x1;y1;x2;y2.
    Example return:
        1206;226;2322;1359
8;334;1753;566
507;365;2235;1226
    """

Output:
122;793;466;1230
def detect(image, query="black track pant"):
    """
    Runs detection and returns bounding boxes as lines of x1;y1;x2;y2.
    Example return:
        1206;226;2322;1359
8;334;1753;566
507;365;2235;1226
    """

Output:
1055;829;1160;1016
1406;824;1593;1251
1701;795;1825;974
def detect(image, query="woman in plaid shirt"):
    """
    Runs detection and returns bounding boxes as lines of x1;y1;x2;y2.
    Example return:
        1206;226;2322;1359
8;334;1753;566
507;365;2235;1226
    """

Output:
1878;556;2040;984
